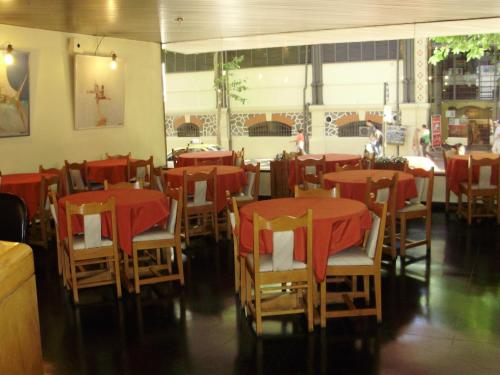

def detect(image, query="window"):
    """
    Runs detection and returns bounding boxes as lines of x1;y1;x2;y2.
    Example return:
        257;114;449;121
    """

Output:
248;121;292;137
337;121;382;137
177;123;200;137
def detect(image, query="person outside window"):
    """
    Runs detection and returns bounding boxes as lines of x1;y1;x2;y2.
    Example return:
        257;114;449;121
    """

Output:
294;128;305;154
492;120;500;153
420;124;431;157
367;121;383;156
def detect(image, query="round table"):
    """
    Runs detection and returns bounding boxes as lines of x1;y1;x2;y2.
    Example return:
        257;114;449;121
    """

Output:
165;165;246;212
239;197;372;281
288;153;362;190
87;158;129;183
1;172;57;220
177;151;234;167
447;152;499;194
323;169;417;209
58;189;169;255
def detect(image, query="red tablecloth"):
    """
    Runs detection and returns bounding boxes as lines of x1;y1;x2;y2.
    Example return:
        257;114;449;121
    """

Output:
58;189;169;255
447;153;499;194
177;151;234;167
323;170;417;209
239;197;372;281
288;153;362;190
165;165;246;212
87;158;129;183
1;172;57;220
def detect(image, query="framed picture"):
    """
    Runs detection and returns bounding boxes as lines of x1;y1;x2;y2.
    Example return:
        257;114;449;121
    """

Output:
0;50;30;137
74;54;124;130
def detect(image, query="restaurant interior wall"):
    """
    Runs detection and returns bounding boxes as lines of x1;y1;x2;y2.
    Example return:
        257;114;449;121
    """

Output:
0;23;165;174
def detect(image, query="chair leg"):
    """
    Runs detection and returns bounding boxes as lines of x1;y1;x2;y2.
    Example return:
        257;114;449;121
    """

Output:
425;213;432;253
175;244;185;286
56;240;63;276
255;280;262;335
70;260;79;304
467;196;472;225
165;247;173;274
239;259;246;307
132;248;140;294
114;252;122;298
374;273;382;322
213;209;219;242
363;276;370;305
41;215;49;250
234;246;240;293
307;279;314;333
245;268;252;316
184;211;190;246
399;216;407;268
320;280;326;328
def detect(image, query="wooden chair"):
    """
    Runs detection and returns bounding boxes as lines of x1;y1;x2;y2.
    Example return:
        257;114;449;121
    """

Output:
126;187;184;293
226;191;245;305
172;148;187;167
365;173;398;263
335;162;362;171
31;175;60;249
105;152;131;159
194;158;223;166
104;180;143;190
396;167;434;269
127;156;154;188
244;209;314;335
233;162;260;207
64;160;89;193
48;192;63;277
295;156;326;190
234;148;245;167
442;148;458;213
320;200;387;326
39;165;61;176
182;167;219;245
282;150;303;160
457;155;500;225
63;197;122;304
152;167;167;192
294;184;339;198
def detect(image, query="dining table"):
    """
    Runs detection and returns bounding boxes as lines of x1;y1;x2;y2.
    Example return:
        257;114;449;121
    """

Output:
288;153;362;190
87;158;129;184
58;189;169;255
177;151;234;167
165;165;247;212
323;169;418;209
1;172;58;220
446;152;499;194
238;197;372;281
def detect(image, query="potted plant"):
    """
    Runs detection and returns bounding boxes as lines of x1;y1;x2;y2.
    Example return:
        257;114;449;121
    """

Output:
373;156;408;171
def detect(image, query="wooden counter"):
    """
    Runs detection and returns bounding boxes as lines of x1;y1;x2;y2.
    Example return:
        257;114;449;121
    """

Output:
0;241;43;375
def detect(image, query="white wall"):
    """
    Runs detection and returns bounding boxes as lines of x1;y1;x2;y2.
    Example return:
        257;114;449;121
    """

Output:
0;24;165;174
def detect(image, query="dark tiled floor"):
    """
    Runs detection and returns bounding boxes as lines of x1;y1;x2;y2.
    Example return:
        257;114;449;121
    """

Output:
35;211;500;374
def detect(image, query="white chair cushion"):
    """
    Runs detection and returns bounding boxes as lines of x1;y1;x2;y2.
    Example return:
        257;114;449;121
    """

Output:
187;200;213;207
398;202;427;213
70;236;113;250
234;194;254;202
460;182;497;190
133;227;174;242
246;254;306;272
327;246;374;266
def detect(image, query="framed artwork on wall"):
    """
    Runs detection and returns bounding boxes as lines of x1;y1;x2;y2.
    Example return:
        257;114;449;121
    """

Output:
0;50;30;138
74;54;124;130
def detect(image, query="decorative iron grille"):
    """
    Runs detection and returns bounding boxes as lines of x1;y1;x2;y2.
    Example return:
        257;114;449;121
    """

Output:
177;123;200;137
248;121;292;137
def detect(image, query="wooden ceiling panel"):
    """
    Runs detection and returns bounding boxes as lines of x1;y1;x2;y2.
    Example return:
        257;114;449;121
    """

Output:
0;0;499;44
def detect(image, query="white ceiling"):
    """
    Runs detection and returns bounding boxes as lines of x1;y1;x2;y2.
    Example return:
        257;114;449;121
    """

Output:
0;0;499;52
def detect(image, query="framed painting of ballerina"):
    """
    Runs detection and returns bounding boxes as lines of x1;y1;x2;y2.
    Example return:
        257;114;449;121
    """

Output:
0;50;30;137
74;54;124;130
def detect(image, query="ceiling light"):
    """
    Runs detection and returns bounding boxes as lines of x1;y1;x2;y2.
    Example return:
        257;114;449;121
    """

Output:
110;53;117;70
4;44;13;65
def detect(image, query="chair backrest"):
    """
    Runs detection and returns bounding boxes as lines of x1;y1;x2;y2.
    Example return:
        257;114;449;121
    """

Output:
195;158;223;166
104;180;143;190
295;156;326;188
64;160;88;193
165;186;183;236
294;185;335;198
0;192;28;243
442;149;457;172
365;173;398;217
182;168;217;207
282;150;303;160
65;197;117;250
234;148;245;167
172;148;187;167
152;167;166;192
253;209;313;272
105;152;131;159
128;156;154;184
48;191;59;227
242;162;260;198
225;190;241;234
39;175;60;213
39;165;60;175
362;198;388;263
468;155;500;189
405;167;434;205
335;162;362;171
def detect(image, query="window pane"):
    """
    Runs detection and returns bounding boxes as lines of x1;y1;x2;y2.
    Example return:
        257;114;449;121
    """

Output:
267;48;283;66
348;42;362;61
362;42;375;61
388;40;398;59
375;41;389;60
185;54;196;72
323;44;335;63
165;51;176;73
252;49;268;67
283;46;300;65
175;53;186;72
335;43;348;62
239;50;252;68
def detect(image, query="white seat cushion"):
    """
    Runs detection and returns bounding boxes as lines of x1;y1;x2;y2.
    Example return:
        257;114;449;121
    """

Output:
398;202;427;213
69;236;113;250
187;200;213;207
246;254;306;272
327;247;374;266
234;195;254;202
133;227;174;242
460;182;497;190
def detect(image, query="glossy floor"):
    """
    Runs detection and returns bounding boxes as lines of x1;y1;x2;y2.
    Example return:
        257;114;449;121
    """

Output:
35;211;500;374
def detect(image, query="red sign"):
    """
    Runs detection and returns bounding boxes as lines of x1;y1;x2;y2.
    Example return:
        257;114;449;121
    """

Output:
431;115;442;147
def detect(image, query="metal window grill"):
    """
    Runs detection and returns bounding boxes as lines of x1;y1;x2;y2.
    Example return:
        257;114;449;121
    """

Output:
248;121;292;137
338;121;382;137
177;123;200;137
